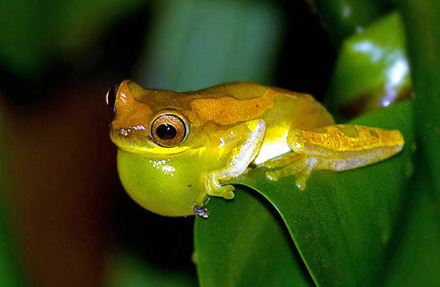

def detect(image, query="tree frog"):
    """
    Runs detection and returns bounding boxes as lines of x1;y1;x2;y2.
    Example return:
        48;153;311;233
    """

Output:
107;80;404;217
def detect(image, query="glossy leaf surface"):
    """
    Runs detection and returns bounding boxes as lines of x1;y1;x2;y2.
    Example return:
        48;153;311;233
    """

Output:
378;1;440;285
328;12;410;119
383;159;440;286
195;102;414;286
195;185;313;287
399;0;440;197
312;0;393;42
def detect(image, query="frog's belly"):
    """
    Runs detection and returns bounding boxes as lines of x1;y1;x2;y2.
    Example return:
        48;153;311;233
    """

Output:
253;130;291;165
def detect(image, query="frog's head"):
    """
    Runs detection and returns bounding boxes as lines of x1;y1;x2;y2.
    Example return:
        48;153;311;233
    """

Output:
107;80;198;153
106;80;209;216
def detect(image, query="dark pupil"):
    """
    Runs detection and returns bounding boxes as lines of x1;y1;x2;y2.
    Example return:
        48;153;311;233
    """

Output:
107;84;116;109
156;124;177;140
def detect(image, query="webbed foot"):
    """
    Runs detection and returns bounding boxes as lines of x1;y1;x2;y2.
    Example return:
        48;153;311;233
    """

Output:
263;153;303;169
205;173;235;200
265;157;317;191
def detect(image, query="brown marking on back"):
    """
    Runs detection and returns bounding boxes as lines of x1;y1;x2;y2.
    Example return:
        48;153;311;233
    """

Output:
184;88;276;125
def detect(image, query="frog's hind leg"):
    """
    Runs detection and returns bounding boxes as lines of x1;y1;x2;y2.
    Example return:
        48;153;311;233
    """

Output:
265;155;317;190
265;125;404;190
263;153;303;169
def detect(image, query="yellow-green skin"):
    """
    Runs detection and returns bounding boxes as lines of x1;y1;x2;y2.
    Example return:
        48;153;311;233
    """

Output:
110;81;404;217
117;149;210;216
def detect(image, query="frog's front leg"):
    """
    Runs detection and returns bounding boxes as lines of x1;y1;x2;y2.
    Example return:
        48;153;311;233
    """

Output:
205;119;266;200
265;125;404;190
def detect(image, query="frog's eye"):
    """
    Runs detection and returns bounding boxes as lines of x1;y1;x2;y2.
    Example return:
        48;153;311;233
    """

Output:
105;84;118;113
151;114;188;147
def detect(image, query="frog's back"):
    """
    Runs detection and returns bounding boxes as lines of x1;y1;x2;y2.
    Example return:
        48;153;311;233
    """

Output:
261;85;334;131
215;82;336;164
192;82;334;164
193;82;269;100
194;82;334;130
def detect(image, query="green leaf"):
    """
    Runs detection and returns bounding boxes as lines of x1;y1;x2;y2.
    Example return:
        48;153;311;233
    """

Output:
136;0;283;91
399;0;440;197
378;1;440;285
0;0;147;77
53;0;148;55
312;0;393;42
328;11;411;119
383;159;440;286
105;249;197;287
195;101;414;286
0;0;47;77
195;186;313;287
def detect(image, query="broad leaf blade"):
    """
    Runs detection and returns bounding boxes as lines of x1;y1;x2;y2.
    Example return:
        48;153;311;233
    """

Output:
327;12;410;119
195;187;313;287
379;1;440;285
383;159;440;286
313;0;393;42
399;0;440;198
136;0;283;91
196;102;414;286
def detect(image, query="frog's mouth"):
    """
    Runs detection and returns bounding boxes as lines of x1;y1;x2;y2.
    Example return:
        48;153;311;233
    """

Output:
110;133;191;157
116;144;191;156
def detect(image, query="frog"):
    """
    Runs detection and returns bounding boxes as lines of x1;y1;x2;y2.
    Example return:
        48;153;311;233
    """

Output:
107;80;404;217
